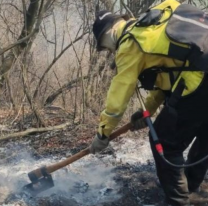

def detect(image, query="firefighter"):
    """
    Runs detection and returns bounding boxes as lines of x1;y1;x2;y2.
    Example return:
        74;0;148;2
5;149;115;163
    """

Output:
90;0;208;205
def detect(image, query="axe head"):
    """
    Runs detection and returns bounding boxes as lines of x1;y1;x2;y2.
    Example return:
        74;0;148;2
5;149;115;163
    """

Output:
23;174;54;196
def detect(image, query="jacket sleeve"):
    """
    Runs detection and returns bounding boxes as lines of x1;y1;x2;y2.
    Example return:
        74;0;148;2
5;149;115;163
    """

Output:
98;41;144;137
98;41;167;137
144;90;165;116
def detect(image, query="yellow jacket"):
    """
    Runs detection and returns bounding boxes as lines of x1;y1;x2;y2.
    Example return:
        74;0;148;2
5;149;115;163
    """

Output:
98;0;204;137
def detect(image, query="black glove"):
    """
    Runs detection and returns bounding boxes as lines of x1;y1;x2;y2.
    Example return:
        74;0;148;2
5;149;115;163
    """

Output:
90;133;109;154
131;108;147;131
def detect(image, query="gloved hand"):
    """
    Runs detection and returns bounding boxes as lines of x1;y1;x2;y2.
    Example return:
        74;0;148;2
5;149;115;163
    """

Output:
131;108;147;131
90;133;109;154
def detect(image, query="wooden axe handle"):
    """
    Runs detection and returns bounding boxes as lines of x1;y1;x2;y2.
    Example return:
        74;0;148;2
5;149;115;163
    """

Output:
29;122;132;179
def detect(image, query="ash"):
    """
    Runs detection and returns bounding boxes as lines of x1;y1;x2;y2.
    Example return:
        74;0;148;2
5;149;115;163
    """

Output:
0;148;122;206
1;131;207;206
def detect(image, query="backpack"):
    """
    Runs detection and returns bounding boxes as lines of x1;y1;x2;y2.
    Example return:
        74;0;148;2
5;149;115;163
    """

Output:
116;0;208;90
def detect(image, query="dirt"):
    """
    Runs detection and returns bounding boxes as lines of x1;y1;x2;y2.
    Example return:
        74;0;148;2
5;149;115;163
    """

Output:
1;109;208;206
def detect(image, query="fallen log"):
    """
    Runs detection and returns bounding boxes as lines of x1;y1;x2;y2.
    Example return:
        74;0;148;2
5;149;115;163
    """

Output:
0;122;73;142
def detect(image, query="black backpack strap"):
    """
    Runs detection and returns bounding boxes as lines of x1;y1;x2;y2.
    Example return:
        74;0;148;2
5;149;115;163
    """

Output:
139;68;159;90
167;77;185;107
138;66;188;90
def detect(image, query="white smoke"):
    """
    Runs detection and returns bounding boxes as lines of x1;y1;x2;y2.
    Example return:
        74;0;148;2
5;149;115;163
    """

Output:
0;151;121;206
0;134;155;206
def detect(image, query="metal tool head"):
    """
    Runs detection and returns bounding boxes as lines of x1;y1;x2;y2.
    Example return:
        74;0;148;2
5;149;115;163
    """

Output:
23;174;54;196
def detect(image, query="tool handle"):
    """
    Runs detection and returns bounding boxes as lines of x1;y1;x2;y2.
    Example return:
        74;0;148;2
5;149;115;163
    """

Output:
46;122;132;173
109;122;132;141
29;122;132;179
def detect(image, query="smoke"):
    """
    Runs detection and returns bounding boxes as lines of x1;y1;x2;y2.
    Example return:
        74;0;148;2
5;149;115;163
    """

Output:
44;159;121;205
0;146;121;206
0;135;157;205
0;151;34;191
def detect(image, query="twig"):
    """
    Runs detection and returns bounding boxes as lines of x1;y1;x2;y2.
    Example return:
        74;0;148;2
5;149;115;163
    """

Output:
11;95;26;125
33;31;89;99
53;70;66;108
120;0;135;18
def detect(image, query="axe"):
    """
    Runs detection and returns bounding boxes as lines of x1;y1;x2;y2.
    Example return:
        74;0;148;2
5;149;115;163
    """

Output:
23;122;132;196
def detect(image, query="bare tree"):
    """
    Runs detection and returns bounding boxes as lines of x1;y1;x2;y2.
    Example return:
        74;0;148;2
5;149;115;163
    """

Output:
0;0;206;130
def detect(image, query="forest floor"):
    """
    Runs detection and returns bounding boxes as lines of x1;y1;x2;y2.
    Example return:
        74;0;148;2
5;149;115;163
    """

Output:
0;107;208;206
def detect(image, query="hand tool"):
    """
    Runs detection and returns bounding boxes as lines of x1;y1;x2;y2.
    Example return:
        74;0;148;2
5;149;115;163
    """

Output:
23;122;132;196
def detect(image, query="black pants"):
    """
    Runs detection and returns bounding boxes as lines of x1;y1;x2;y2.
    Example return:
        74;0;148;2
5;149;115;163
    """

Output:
149;75;208;206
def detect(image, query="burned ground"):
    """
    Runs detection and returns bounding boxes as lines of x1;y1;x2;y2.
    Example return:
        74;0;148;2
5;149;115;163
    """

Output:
0;109;208;206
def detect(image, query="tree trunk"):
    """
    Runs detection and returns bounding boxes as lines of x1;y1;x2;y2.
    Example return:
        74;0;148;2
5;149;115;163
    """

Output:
0;0;40;78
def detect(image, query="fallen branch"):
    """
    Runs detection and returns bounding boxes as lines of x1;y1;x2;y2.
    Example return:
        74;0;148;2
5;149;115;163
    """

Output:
0;121;73;142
